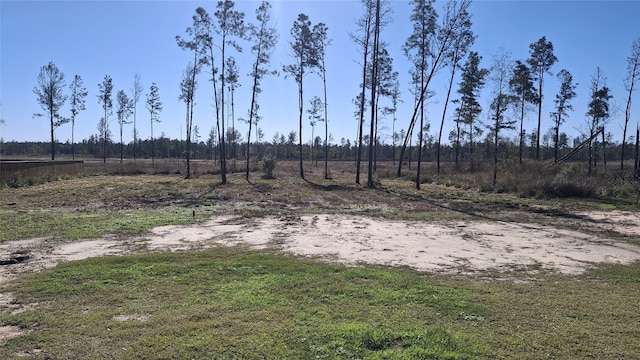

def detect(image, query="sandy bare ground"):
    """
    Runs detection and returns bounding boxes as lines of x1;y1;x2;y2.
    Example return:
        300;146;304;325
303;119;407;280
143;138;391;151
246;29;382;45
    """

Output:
2;212;640;287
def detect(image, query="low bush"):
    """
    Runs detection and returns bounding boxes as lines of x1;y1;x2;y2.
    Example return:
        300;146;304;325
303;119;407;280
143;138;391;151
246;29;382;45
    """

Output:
262;155;277;178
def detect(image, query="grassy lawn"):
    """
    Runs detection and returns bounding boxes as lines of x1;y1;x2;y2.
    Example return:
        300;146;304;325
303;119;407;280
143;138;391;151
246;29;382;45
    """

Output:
1;247;639;359
1;168;639;358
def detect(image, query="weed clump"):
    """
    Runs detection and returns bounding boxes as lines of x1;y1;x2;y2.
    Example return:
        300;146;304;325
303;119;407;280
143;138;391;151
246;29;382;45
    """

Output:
262;155;277;179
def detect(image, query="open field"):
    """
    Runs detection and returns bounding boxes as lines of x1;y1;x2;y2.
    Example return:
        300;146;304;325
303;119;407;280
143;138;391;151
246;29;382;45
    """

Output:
1;161;639;358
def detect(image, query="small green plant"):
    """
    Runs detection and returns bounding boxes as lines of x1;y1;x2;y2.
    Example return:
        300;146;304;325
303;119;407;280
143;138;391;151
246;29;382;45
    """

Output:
6;175;54;188
262;155;277;178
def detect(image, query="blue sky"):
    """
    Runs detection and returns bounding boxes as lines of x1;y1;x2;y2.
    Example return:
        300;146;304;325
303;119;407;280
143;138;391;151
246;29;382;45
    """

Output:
1;0;639;148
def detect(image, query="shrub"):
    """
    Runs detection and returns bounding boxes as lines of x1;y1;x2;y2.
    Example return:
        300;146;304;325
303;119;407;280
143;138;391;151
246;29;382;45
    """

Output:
262;155;276;179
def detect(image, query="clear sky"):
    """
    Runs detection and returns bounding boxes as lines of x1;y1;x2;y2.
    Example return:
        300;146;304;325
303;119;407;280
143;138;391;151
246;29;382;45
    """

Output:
1;0;639;148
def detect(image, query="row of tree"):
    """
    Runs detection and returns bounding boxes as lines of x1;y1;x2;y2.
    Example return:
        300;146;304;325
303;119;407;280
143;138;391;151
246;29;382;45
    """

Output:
32;63;164;165
3;130;639;172
373;0;640;188
28;0;640;186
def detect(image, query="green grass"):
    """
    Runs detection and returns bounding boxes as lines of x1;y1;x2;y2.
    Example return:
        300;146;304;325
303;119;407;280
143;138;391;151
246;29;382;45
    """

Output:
2;247;479;359
2;247;639;359
0;208;213;243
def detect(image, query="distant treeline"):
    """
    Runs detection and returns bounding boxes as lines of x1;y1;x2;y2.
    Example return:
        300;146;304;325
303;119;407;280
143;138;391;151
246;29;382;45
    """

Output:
2;132;639;166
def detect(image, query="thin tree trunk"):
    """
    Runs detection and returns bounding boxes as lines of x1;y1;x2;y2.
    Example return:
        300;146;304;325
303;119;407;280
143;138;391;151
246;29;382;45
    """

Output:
416;98;424;189
185;100;192;179
246;69;258;181
392;113;396;166
120;126;124;164
635;125;639;174
298;67;305;180
367;0;380;189
415;25;426;189
493;123;498;186
623;55;638;170
437;61;457;173
231;87;236;162
454;111;461;166
518;95;525;164
322;58;329;179
356;28;371;185
220;40;228;184
151;121;155;168
554;113;561;164
71;120;75;160
621;85;632;170
535;74;543;160
373;91;380;172
50;110;55;160
133;105;137;162
469;121;474;171
602;127;607;172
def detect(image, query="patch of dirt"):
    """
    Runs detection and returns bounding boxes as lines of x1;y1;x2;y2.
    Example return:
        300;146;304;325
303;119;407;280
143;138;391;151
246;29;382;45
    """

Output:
2;213;639;291
0;325;24;343
576;211;640;238
112;313;153;322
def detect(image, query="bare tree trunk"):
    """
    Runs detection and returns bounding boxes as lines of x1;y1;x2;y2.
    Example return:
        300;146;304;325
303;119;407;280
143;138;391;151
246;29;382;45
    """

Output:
151;122;155;168
635;125;639;174
298;67;305;180
535;79;543;160
246;62;259;181
621;84;633;170
50;110;55;160
623;46;639;170
518;96;525;164
416;100;424;189
356;28;371;185
602;127;606;172
120;125;124;164
220;41;228;184
322;57;330;179
437;62;457;173
493;123;498;186
186;122;191;178
367;0;380;188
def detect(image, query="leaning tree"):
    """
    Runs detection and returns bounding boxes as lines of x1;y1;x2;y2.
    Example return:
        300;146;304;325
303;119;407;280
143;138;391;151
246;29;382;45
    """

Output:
622;38;640;170
397;0;473;180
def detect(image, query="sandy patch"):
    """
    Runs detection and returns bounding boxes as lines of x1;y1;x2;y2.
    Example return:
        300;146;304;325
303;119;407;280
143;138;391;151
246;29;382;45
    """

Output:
0;325;24;342
144;214;640;275
1;213;639;292
576;211;640;237
112;313;153;322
